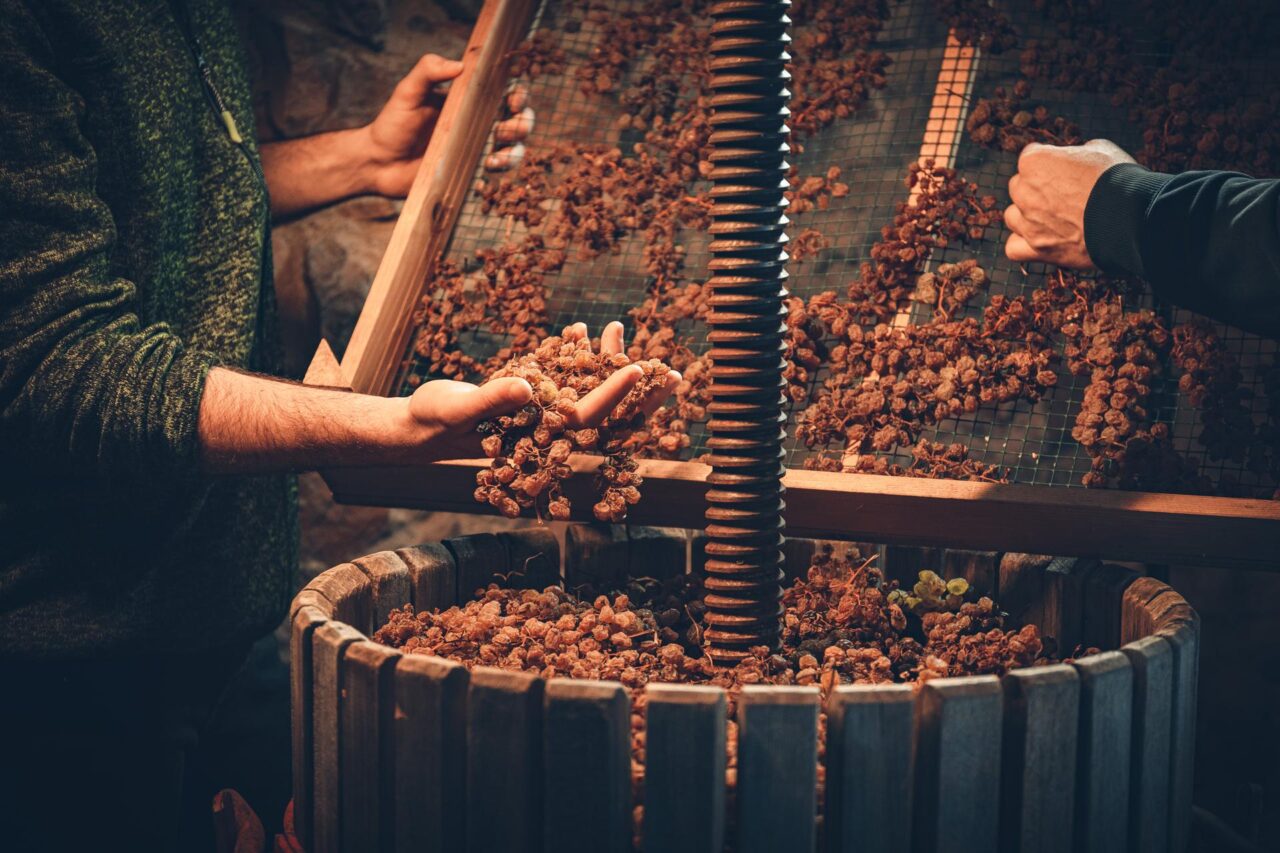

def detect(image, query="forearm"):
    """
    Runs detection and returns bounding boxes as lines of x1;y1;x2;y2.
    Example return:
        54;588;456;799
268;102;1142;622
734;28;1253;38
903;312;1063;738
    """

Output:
1085;164;1280;336
260;126;379;218
197;367;430;474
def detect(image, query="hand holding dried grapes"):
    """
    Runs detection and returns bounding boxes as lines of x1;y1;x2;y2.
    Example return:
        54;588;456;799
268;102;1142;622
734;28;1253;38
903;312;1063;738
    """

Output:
472;322;680;521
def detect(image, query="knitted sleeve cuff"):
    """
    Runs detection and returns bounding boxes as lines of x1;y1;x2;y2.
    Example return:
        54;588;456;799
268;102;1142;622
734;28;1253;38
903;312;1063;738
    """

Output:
1083;162;1176;278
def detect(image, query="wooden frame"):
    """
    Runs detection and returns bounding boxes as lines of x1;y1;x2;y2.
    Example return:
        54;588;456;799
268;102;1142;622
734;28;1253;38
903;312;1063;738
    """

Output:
305;2;1280;570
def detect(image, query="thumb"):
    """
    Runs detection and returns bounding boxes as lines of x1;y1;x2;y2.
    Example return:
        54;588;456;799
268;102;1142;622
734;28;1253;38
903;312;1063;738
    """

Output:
392;54;464;105
440;377;533;426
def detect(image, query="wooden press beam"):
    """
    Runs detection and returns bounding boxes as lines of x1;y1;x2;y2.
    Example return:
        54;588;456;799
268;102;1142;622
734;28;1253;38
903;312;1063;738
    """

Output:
316;457;1280;571
337;0;541;396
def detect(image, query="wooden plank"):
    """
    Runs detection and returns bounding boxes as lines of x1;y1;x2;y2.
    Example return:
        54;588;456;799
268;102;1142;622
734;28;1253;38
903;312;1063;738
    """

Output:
467;667;544;853
1157;618;1199;853
445;533;509;602
1041;558;1096;658
941;550;998;596
781;536;818;583
303;338;346;388
1120;635;1173;853
396;542;458;611
736;686;821;853
321;458;1280;569
824;684;913;853
337;0;541;395
564;523;631;593
305;563;373;633
1072;651;1132;853
882;545;944;587
290;587;333;621
290;604;329;851
353;550;413;631
1081;563;1138;650
311;621;365;853
495;527;561;590
997;553;1054;631
627;526;690;581
543;680;631;853
913;675;1003;853
643;684;727;853
1120;576;1167;645
999;665;1080;853
393;654;468;853
341;641;399;853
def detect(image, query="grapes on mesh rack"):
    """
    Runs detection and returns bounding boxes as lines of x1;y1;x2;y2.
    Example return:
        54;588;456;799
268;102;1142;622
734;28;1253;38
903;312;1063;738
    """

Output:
473;329;671;522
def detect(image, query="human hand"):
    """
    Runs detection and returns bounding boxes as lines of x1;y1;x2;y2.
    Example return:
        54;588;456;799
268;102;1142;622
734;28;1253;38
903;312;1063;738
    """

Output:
362;55;534;197
405;322;678;462
1004;139;1136;268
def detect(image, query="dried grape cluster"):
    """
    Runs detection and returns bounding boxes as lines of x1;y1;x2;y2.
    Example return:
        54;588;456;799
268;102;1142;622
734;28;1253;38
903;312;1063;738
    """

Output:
474;332;670;522
934;0;1017;55
374;546;1065;818
965;81;1082;153
911;258;988;321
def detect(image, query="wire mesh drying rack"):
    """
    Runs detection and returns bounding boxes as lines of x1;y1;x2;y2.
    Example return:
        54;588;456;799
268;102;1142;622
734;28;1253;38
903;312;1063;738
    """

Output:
308;0;1280;568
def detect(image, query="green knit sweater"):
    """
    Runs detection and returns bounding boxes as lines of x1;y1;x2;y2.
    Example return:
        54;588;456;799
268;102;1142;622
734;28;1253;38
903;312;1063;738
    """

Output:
0;0;297;658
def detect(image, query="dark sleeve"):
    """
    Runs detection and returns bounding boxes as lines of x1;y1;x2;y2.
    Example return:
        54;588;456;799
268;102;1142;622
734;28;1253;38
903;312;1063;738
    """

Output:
1083;162;1280;337
0;3;218;482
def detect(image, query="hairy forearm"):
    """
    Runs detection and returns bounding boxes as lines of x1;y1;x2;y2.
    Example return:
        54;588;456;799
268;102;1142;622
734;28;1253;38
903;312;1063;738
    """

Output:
260;127;378;218
197;367;428;474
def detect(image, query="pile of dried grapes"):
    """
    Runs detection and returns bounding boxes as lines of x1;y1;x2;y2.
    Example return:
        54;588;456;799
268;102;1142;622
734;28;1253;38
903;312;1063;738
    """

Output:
375;546;1064;813
405;0;1278;498
475;330;671;522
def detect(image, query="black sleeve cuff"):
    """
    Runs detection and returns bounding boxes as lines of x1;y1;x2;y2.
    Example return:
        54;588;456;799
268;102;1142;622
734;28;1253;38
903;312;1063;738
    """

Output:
1083;162;1176;278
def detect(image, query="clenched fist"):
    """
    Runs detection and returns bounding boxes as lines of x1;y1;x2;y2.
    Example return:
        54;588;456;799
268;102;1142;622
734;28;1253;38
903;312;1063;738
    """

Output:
1004;139;1136;268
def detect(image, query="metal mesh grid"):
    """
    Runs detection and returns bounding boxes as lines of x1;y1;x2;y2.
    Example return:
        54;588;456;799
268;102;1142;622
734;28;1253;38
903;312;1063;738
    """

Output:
398;0;1279;498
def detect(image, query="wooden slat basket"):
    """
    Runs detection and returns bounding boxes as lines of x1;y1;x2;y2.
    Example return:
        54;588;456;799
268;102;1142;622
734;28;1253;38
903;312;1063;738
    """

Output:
290;526;1198;853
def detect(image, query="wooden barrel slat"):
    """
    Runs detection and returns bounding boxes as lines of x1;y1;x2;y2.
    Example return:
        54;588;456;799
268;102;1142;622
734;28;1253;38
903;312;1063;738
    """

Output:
305;563;373;633
496;528;561;590
290;604;329;851
1081;564;1138;650
353;550;413;631
1072;651;1132;853
397;543;458;611
342;641;399;853
643;684;727;853
824;684;913;853
447;532;510;602
565;524;632;592
1157;618;1199;853
543;680;632;853
999;665;1080;853
394;654;468;853
997;553;1054;629
1041;558;1094;657
737;686;820;853
883;545;945;586
312;621;365;853
913;675;1003;853
628;526;690;581
467;667;544;853
1120;634;1173;853
291;588;334;620
1120;576;1166;644
941;549;998;597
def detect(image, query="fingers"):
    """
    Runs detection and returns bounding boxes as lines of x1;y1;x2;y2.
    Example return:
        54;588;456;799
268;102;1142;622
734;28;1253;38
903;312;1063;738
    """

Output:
1007;172;1025;206
507;84;530;113
1003;203;1029;237
392;54;464;106
494;107;536;144
1005;233;1040;263
564;322;588;342
442;377;533;425
640;370;681;417
570;365;642;427
600;321;625;356
484;142;526;171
